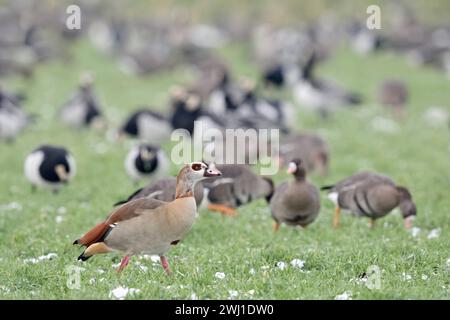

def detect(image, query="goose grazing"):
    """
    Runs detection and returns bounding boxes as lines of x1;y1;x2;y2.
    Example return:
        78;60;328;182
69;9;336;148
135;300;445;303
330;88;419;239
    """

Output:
59;73;104;129
24;145;76;193
279;132;329;176
124;144;168;184
270;159;320;231
377;79;409;117
0;87;30;142
120;108;172;144
73;162;221;274
114;177;204;208
292;52;362;116
202;164;274;217
321;171;416;229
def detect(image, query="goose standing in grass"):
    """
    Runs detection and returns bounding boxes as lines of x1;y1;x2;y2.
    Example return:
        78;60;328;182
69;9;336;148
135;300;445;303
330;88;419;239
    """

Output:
74;162;221;275
270;159;320;231
0;87;30;142
321;171;417;229
291;52;362;117
124;144;168;184
120;108;172;144
377;79;409;117
114;177;204;207
202;164;274;217
59;73;104;129
278;132;329;176
24;145;76;193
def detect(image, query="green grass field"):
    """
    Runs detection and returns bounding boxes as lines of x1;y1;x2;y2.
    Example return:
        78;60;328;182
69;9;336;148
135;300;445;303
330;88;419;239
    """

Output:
0;39;449;299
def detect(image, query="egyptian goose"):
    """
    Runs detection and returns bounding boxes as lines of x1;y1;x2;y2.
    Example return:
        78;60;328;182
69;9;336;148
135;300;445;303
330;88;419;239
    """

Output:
59;73;104;129
114;177;204;208
74;162;221;274
124;144;168;184
120;108;172;144
202;164;274;217
291;52;362;116
279;132;329;176
321;171;417;229
377;79;409;117
270;159;320;231
24;145;76;193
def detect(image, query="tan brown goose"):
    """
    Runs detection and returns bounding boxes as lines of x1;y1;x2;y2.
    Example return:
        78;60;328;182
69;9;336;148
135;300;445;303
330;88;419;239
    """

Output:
202;164;274;217
73;162;221;275
270;159;320;231
114;177;204;207
321;171;416;229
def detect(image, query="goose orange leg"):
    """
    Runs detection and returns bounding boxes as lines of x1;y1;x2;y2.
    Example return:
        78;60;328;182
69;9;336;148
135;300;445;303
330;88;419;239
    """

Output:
117;255;130;273
160;256;172;276
273;221;280;232
333;206;341;228
207;204;238;217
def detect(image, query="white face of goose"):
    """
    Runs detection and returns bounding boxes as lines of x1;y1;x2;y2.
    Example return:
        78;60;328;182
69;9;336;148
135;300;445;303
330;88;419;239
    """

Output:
189;162;221;181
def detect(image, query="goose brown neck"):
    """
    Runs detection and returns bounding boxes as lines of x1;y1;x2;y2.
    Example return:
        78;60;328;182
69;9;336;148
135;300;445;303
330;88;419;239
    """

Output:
175;172;195;199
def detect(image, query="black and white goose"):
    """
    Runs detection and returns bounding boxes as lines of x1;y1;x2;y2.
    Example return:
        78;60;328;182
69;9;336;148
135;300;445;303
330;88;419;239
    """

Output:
120;108;172;144
59;73;104;129
0;87;30;141
124;144;168;183
291;53;362;116
239;79;294;132
24;145;76;192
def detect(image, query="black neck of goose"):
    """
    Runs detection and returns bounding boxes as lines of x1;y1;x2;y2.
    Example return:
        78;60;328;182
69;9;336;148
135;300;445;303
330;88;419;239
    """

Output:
294;167;306;181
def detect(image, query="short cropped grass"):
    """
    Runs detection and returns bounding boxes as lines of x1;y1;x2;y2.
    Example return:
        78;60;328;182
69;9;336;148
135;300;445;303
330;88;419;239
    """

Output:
0;39;449;299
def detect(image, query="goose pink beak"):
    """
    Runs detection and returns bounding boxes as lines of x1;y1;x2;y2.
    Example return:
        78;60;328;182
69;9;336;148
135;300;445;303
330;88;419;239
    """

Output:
204;167;222;177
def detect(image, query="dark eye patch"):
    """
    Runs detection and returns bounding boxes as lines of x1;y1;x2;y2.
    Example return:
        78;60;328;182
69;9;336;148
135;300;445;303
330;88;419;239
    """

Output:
191;163;202;171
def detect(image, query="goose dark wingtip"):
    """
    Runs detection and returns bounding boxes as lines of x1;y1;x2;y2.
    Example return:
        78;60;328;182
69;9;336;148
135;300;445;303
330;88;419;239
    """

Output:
320;185;334;191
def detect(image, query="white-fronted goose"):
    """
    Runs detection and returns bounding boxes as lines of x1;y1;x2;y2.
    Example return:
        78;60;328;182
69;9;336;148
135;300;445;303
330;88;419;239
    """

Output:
24;145;76;193
74;162;221;274
321;171;417;229
59;73;104;129
377;79;409;117
279;132;329;176
114;177;204;208
124;144;168;183
202;164;274;217
270;159;320;231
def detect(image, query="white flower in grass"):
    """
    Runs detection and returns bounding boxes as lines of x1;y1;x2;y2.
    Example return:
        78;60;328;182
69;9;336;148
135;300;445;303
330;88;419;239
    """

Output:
421;274;429;281
276;261;287;270
228;290;239;299
290;259;305;269
55;215;64;224
261;265;270;271
24;253;57;264
446;258;450;268
57;207;67;214
191;293;198;300
215;272;225;280
427;228;441;239
249;268;256;275
137;264;148;272
247;290;255;296
335;291;352;300
89;278;96;285
97;269;105;274
402;273;412;281
109;286;140;300
111;262;121;269
410;227;421;238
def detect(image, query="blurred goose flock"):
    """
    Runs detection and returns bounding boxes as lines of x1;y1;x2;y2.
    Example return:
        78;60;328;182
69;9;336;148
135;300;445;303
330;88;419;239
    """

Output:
0;0;449;299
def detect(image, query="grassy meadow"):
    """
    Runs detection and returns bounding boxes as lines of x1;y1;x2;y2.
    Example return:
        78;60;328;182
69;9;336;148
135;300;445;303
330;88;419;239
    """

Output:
0;37;449;299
